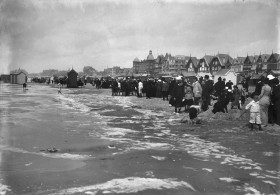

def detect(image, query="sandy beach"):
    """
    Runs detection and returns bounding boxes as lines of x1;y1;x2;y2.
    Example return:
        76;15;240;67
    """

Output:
0;82;279;195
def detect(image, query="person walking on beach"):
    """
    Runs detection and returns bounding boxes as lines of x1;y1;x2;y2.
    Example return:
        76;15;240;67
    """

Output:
58;83;62;94
23;83;27;91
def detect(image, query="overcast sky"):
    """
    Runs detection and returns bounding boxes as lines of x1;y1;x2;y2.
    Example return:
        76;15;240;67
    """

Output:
0;0;279;74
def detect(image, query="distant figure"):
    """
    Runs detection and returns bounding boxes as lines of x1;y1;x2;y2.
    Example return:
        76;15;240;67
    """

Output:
58;83;62;94
231;85;241;109
226;80;233;90
23;83;27;90
138;80;143;97
161;79;169;101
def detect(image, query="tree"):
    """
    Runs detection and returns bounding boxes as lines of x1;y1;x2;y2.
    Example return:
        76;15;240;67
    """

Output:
83;66;97;76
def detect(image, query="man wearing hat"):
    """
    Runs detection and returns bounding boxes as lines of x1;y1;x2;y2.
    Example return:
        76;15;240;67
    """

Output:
202;75;214;110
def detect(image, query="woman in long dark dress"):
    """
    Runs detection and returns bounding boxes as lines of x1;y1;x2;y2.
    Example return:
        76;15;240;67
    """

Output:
271;78;280;125
171;78;185;113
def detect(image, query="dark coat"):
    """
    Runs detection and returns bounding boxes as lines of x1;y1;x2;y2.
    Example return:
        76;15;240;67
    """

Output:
271;84;280;125
171;82;185;107
202;80;213;96
214;80;225;97
146;80;153;98
254;81;263;95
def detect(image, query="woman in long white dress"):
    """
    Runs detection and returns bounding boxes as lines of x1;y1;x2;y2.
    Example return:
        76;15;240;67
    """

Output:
258;78;272;127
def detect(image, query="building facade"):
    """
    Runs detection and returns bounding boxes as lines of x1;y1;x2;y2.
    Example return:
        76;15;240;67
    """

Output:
267;53;280;70
186;57;199;74
197;55;213;77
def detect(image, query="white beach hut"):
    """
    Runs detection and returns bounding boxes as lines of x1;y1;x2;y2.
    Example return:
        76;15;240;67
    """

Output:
214;69;237;85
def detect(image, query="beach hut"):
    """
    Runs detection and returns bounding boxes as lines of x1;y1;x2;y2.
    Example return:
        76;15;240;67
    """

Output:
214;69;237;85
0;74;10;83
10;69;28;84
67;69;78;88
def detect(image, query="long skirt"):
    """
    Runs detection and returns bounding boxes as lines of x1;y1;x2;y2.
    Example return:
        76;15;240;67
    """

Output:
259;96;270;126
274;100;280;125
231;95;240;108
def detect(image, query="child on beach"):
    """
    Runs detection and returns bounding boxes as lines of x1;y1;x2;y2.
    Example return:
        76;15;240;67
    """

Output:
183;85;194;112
180;105;201;125
239;94;262;131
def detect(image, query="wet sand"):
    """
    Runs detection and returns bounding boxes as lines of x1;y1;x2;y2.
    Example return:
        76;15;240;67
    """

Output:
0;83;279;195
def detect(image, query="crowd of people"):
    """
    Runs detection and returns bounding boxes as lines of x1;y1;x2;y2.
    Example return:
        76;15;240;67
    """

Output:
93;74;280;127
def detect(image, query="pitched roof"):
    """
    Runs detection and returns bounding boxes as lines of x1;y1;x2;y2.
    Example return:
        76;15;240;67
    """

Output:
68;68;78;75
235;57;246;63
204;55;215;64
156;55;165;63
217;54;233;65
185;56;190;62
260;54;270;61
10;69;28;75
247;55;258;63
189;57;199;67
271;53;279;61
